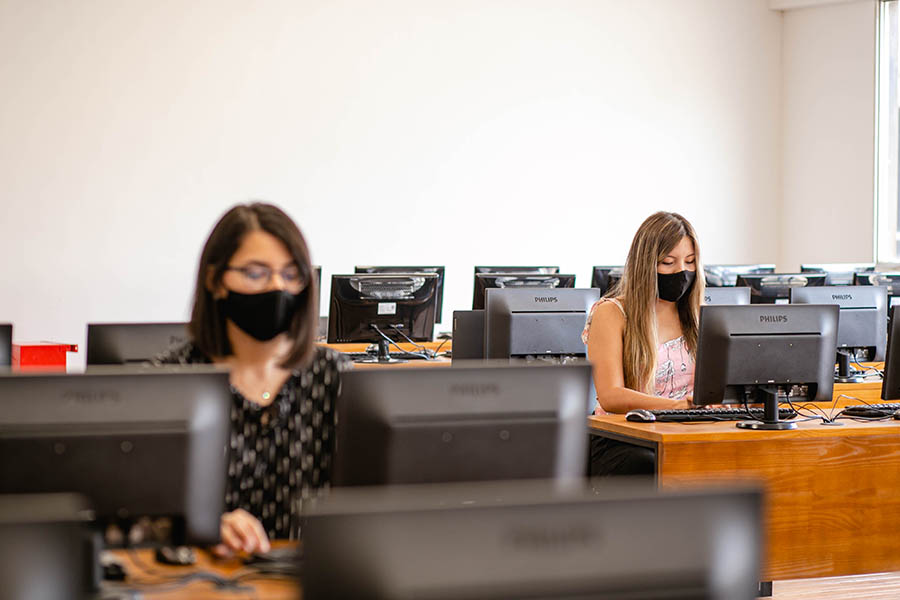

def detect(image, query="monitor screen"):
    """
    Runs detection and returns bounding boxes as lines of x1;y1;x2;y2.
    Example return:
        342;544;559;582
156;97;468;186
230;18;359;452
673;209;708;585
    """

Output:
704;264;775;287
86;322;189;365
0;324;10;367
703;287;751;305
473;274;576;310
790;285;887;361
590;266;623;296
327;273;439;343
355;266;445;324
882;305;900;401
484;288;603;359
333;363;592;486
0;367;231;544
302;480;763;600
734;273;826;304
692;304;838;429
800;262;875;286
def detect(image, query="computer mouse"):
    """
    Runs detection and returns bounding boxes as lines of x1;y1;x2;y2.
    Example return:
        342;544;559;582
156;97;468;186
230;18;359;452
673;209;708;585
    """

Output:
625;409;656;422
155;545;196;566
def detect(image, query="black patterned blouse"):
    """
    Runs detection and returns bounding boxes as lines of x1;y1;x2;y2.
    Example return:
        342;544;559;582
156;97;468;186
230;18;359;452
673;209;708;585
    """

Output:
154;342;349;540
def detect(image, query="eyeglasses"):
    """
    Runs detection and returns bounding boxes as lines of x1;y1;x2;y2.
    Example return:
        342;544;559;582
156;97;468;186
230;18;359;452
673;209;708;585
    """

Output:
224;264;307;292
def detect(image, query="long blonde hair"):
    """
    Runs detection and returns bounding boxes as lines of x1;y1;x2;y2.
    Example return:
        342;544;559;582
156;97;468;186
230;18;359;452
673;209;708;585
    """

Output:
611;212;705;394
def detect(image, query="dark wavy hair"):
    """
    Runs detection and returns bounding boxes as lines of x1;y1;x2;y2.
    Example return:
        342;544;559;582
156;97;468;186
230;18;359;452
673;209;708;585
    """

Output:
188;203;317;368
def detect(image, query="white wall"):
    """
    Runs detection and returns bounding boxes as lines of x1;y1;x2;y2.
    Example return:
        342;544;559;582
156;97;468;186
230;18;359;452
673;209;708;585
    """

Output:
0;0;783;367
780;0;877;270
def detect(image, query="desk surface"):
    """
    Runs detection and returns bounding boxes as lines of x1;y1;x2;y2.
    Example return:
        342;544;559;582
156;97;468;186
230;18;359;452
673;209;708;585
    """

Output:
588;394;900;580
321;341;452;368
110;545;299;599
108;546;900;600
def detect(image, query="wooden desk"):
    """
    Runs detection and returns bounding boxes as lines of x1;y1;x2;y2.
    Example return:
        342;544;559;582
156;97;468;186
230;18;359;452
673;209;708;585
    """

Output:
321;341;452;369
109;545;299;599
588;398;900;580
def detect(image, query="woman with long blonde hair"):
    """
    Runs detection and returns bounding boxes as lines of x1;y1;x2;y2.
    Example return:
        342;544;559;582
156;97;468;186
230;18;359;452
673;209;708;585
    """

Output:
583;211;704;474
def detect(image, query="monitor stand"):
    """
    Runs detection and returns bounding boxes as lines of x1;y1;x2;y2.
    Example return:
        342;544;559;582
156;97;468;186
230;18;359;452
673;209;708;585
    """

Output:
834;350;864;384
356;339;407;364
736;386;798;430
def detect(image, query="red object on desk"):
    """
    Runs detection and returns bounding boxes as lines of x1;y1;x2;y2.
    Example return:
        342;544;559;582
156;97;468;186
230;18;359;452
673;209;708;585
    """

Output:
12;342;78;372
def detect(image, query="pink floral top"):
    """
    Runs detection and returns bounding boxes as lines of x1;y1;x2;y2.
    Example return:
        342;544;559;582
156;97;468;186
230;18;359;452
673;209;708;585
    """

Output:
582;298;695;400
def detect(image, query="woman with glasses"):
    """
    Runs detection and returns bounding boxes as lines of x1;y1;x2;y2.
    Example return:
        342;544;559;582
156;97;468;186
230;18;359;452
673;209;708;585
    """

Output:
156;202;347;556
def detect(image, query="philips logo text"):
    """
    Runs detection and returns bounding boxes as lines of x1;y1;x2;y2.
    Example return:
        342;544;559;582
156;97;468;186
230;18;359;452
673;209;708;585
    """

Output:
759;315;789;324
832;294;852;301
448;384;499;397
534;297;558;303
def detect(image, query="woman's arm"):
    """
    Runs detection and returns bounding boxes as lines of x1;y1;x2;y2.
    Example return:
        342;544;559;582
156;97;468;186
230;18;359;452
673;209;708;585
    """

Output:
586;302;690;413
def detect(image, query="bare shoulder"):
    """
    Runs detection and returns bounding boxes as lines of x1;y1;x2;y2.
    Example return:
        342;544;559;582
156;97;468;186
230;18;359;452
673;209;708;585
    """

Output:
590;298;626;327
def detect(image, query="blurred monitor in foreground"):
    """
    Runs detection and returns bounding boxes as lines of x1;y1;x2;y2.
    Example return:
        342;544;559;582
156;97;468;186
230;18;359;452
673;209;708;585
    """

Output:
302;479;763;600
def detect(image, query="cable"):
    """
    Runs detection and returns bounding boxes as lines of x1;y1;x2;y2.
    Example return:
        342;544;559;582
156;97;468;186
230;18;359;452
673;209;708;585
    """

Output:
389;326;436;358
849;357;883;378
432;336;451;357
370;325;431;360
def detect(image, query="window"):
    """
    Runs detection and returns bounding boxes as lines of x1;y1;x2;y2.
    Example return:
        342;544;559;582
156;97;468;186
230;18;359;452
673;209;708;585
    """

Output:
878;0;900;262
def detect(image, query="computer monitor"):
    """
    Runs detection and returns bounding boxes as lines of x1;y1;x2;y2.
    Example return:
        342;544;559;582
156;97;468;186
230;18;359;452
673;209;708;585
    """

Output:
473;273;576;310
333;363;592;486
484;288;603;360
0;323;10;367
355;266;445;323
451;310;485;361
735;273;827;304
854;272;900;304
800;262;875;286
327;273;439;344
474;266;560;274
882;305;900;401
590;266;624;295
692;304;838;430
302;480;763;600
314;265;322;315
0;368;231;544
472;267;560;309
86;322;188;365
790;285;887;364
703;287;751;305
704;264;776;287
1;493;90;600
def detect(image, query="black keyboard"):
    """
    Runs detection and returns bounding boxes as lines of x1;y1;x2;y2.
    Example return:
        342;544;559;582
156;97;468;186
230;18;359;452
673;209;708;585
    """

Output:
842;402;900;418
344;351;431;362
626;406;797;423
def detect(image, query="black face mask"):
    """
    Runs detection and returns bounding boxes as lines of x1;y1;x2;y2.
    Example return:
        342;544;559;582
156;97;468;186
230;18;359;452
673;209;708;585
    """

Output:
657;270;695;303
218;289;305;342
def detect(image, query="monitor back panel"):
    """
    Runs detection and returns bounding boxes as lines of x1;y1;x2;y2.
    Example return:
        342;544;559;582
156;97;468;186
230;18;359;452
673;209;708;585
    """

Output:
0;324;11;366
86;322;189;365
451;310;485;361
703;287;751;305
790;286;887;360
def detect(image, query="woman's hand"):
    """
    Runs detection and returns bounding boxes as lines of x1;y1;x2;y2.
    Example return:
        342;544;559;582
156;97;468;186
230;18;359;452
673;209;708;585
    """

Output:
212;509;271;557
